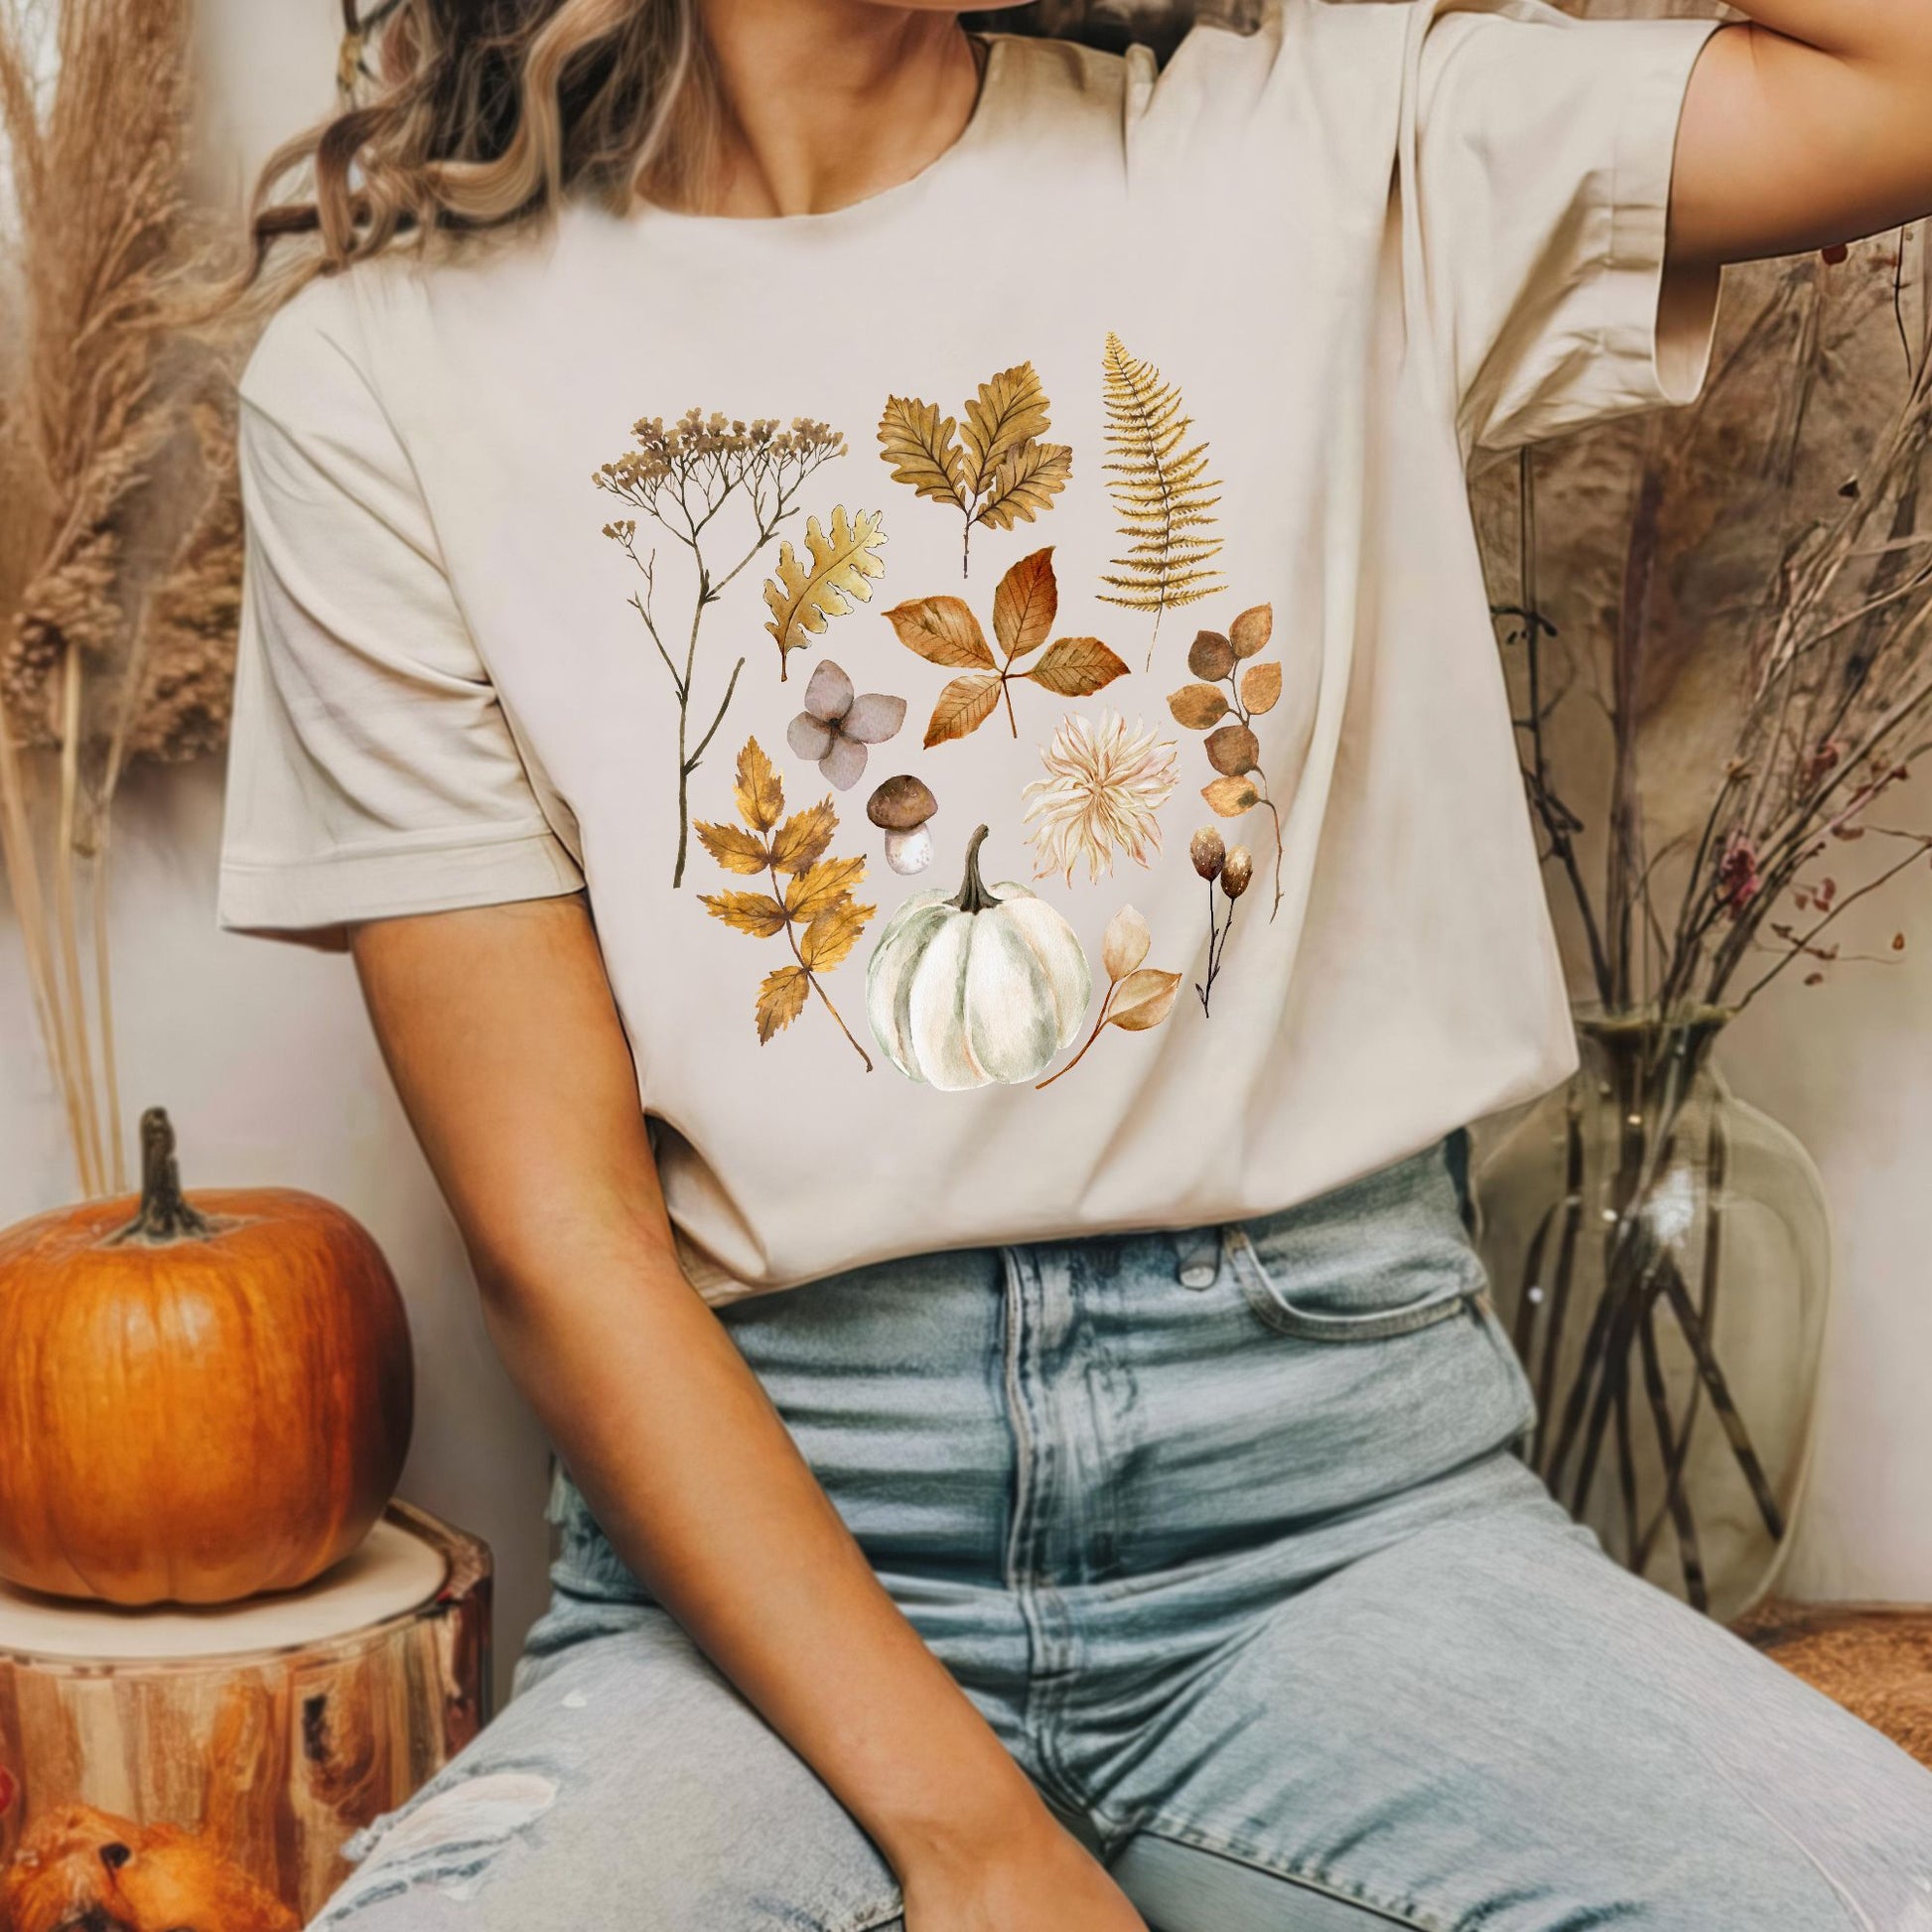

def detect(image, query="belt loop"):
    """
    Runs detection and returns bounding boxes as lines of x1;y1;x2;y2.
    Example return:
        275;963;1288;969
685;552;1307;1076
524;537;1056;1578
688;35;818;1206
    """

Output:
1172;1224;1223;1291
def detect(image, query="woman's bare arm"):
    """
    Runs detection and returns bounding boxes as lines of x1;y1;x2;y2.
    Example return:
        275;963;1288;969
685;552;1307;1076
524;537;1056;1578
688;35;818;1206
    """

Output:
348;895;1144;1929
1674;4;1932;270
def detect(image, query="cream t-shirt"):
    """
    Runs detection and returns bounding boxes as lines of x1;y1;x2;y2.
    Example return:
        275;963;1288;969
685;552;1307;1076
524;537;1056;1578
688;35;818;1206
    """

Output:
218;0;1723;1302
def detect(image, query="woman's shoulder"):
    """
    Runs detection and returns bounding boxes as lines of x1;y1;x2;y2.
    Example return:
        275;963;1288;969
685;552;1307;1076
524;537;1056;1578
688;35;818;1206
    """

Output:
1025;0;1422;191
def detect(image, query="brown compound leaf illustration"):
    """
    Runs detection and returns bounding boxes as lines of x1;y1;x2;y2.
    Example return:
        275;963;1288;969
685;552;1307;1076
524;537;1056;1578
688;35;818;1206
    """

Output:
697;737;875;1067
897;550;1126;744
885;596;997;669
1032;636;1132;699
925;674;1006;748
757;965;812;1041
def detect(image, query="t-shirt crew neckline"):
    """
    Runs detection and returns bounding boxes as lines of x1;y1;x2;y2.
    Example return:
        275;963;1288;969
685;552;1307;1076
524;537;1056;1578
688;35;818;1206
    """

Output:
627;33;1011;243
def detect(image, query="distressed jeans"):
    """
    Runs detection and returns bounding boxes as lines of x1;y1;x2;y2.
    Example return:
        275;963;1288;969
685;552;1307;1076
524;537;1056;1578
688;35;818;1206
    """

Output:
310;1137;1932;1930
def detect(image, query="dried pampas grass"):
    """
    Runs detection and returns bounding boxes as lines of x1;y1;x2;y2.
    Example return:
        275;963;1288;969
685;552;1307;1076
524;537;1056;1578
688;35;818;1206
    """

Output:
0;0;247;1199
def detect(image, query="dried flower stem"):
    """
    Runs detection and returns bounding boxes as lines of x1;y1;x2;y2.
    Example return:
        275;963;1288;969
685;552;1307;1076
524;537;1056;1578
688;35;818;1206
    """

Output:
598;413;844;886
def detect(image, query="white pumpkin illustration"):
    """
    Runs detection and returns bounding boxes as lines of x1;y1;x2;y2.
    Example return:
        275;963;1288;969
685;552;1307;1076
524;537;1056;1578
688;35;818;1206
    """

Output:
867;824;1092;1089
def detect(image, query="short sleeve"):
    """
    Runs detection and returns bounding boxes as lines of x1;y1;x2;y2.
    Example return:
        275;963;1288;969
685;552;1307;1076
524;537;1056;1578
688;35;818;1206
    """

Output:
1409;0;1725;457
217;291;584;951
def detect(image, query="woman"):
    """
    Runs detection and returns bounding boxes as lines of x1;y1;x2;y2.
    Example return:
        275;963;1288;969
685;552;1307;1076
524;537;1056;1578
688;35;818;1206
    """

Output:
218;2;1932;1925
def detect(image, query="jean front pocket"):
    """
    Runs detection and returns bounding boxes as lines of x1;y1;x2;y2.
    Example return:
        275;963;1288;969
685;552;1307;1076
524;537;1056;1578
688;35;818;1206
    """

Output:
1224;1222;1482;1342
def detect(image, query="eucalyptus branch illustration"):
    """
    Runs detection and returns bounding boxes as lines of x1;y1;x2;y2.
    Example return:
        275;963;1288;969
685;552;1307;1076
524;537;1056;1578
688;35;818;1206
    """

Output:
1035;905;1182;1089
1099;333;1225;666
1190;828;1253;1017
878;362;1072;576
1168;605;1285;920
596;410;845;887
696;738;876;1069
886;548;1129;747
762;506;888;680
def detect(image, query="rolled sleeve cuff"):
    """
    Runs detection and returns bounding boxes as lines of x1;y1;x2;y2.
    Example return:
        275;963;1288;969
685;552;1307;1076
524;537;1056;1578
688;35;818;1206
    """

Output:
217;824;586;952
1599;16;1726;415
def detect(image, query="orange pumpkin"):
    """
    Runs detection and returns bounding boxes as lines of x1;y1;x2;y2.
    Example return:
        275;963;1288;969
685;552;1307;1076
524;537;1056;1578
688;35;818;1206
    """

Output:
0;1108;413;1605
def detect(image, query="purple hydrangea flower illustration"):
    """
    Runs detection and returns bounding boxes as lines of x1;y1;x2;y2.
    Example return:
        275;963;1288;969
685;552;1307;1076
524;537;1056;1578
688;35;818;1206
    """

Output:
785;660;906;790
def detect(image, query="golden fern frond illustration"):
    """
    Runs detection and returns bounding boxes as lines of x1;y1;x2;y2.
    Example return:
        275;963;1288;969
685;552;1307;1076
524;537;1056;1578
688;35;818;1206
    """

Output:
762;506;889;680
1098;333;1225;665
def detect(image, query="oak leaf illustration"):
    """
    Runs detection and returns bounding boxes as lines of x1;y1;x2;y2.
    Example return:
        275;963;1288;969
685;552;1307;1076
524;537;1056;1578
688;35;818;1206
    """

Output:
761;506;889;680
697;738;877;1065
885;548;1127;747
878;363;1072;575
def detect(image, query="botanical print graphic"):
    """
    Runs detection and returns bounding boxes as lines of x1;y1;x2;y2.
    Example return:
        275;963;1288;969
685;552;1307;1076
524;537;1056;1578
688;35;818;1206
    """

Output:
867;824;1091;1089
1098;333;1225;662
1190;826;1254;1017
597;410;844;888
1022;710;1179;884
1036;905;1182;1089
696;737;876;1068
761;505;888;680
878;363;1072;576
866;773;939;876
886;548;1129;748
1168;604;1286;919
786;659;906;790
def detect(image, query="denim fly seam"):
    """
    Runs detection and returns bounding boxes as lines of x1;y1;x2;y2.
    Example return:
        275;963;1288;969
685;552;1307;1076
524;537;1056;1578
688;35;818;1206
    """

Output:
998;1239;1098;1824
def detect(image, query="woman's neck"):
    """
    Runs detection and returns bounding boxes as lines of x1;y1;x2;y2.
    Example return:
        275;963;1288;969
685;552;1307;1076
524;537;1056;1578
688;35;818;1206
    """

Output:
694;1;983;218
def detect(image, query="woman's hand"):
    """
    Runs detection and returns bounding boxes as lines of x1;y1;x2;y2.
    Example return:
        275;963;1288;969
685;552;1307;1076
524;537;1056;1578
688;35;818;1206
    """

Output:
898;1808;1147;1931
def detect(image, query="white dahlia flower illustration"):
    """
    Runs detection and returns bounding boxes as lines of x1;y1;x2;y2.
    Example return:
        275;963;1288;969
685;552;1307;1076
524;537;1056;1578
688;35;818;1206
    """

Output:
1021;710;1179;885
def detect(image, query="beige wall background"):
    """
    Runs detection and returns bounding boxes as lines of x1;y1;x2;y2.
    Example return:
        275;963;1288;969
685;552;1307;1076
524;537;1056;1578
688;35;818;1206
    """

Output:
2;2;1926;1713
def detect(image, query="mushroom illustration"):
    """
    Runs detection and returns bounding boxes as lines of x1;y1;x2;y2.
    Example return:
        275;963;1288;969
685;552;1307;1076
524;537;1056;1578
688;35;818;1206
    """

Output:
868;774;939;875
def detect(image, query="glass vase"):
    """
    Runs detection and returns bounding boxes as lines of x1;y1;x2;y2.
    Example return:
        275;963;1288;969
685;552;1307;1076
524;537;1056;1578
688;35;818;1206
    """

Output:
1472;1012;1832;1623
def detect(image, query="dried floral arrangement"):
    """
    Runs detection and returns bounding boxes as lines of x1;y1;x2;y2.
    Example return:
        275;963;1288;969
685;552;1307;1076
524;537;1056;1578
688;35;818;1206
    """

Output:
1;0;246;1198
1473;226;1932;1601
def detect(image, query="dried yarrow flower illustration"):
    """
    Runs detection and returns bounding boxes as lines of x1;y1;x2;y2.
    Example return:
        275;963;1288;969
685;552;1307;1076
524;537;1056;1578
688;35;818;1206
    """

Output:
887;548;1129;749
878;363;1072;576
1098;333;1225;663
1035;904;1182;1089
786;659;906;791
761;504;888;681
597;410;845;887
1022;710;1179;885
696;737;876;1067
1169;603;1285;919
1191;826;1252;1017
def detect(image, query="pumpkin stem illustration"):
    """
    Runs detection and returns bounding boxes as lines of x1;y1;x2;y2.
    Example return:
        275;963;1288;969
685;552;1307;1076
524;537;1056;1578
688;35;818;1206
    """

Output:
108;1107;213;1245
952;825;1002;915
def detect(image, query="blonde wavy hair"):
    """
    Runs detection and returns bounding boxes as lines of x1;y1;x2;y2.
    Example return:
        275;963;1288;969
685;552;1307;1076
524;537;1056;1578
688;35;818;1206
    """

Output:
242;0;718;302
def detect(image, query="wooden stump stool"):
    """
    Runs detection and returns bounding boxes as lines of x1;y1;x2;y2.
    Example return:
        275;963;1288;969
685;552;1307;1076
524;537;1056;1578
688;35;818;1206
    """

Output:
0;1501;489;1924
1735;1598;1932;1770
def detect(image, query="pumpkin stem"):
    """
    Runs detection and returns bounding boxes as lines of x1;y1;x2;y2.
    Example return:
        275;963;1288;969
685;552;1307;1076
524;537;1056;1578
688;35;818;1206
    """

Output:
952;824;1001;915
108;1107;214;1245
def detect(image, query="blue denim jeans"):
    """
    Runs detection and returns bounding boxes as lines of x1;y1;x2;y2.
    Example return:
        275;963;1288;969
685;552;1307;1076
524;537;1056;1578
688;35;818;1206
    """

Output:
310;1138;1932;1930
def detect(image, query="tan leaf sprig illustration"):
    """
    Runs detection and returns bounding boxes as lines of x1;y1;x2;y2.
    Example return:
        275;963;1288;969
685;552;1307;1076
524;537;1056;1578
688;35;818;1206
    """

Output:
878;363;1072;577
1189;828;1253;1017
1168;604;1285;920
1099;334;1225;665
1036;905;1182;1088
697;738;876;1069
761;505;889;681
886;548;1128;747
